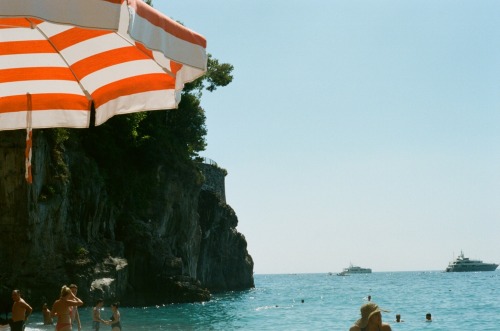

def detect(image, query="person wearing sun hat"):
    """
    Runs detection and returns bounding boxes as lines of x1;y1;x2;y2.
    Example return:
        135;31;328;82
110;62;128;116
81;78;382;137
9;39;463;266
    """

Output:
349;302;392;331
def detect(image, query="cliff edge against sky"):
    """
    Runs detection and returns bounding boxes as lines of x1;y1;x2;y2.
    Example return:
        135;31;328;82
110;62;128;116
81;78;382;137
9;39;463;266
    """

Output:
0;128;254;311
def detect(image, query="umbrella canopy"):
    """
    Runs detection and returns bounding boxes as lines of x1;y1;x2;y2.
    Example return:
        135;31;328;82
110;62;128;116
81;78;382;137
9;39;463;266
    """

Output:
0;0;207;130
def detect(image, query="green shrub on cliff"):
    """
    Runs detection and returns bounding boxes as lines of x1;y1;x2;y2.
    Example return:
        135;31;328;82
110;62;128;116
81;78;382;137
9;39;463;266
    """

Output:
68;54;233;201
80;53;232;161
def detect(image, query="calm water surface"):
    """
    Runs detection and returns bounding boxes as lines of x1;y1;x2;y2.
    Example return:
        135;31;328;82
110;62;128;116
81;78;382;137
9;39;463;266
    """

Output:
24;271;500;330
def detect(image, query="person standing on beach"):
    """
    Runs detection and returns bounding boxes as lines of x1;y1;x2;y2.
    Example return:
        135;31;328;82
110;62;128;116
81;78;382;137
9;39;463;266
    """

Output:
349;302;392;331
10;290;32;331
69;284;81;331
92;299;105;330
51;285;83;331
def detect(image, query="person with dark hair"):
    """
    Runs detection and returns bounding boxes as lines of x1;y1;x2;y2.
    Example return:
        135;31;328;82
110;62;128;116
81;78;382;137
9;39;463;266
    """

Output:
92;299;105;330
11;290;32;331
42;303;53;325
426;312;432;322
104;302;121;331
349;302;392;331
69;284;81;331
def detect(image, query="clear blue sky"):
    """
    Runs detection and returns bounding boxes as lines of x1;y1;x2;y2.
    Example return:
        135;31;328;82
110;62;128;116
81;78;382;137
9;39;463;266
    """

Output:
155;0;500;274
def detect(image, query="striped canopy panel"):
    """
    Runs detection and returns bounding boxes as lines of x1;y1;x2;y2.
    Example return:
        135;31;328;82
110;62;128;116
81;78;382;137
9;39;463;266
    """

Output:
0;0;207;130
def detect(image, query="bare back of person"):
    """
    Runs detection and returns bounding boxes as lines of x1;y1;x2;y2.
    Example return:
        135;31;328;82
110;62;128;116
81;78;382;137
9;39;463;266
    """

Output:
43;305;54;325
51;286;83;331
350;324;392;331
51;299;72;331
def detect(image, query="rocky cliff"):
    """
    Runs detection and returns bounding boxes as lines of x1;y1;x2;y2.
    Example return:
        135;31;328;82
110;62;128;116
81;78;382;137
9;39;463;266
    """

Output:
0;129;254;311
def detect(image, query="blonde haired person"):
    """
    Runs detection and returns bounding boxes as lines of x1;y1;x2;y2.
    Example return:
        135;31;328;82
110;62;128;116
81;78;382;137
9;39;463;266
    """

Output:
349;302;392;331
51;286;83;331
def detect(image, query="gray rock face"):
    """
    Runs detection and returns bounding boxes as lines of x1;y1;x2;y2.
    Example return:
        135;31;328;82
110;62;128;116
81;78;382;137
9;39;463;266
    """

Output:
197;191;254;291
0;130;254;311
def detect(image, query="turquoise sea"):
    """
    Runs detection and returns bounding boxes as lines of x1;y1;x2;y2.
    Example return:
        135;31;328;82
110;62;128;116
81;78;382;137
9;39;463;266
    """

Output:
23;271;499;330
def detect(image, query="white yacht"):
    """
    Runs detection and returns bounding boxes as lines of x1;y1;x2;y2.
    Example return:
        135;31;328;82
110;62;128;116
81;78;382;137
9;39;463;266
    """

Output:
445;251;498;272
337;264;372;276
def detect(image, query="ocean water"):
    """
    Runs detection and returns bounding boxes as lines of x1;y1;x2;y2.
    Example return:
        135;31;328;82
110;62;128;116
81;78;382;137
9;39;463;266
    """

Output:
23;271;500;330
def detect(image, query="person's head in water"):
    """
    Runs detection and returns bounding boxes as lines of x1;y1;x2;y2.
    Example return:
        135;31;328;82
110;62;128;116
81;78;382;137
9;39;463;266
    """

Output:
396;314;401;322
426;313;432;321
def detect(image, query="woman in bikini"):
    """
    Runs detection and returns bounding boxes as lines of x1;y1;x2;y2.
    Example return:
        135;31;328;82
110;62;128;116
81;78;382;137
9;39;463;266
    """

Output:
51;285;83;331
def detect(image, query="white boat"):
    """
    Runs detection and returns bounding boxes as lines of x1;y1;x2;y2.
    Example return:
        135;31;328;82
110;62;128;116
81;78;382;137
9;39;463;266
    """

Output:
337;264;372;276
445;251;498;272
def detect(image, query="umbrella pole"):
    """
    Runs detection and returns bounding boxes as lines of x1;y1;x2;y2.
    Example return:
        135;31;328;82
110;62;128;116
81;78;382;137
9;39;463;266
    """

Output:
25;93;33;184
89;101;96;128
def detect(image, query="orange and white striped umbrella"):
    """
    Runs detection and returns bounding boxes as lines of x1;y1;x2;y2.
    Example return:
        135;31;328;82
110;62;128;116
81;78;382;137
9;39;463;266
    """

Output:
0;0;207;130
0;0;207;182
